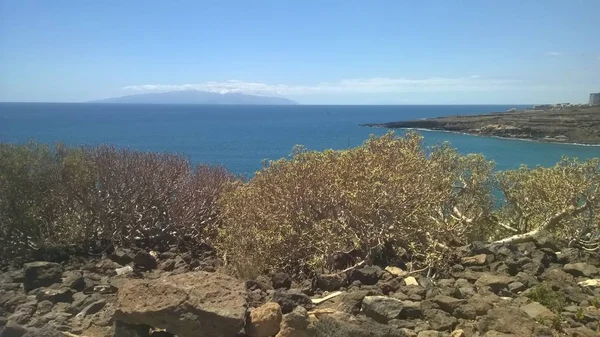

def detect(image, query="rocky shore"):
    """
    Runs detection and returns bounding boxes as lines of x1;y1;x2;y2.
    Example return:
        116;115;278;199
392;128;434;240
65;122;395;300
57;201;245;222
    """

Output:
363;106;600;145
1;239;600;337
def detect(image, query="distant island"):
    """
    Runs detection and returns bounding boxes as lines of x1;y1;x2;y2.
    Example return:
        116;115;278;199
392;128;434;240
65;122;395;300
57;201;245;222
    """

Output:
363;105;600;145
89;90;298;105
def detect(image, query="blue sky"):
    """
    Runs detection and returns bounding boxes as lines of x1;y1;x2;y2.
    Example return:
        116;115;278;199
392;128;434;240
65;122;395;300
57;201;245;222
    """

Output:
1;0;599;104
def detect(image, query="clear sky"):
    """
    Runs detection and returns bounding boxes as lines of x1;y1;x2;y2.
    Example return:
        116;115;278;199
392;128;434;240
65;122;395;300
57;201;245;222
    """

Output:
1;0;599;104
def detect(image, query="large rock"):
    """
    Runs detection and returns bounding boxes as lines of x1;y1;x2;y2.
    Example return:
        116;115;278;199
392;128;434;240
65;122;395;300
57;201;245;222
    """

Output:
361;296;404;323
313;311;406;337
133;251;157;271
0;321;27;337
35;288;73;303
114;271;247;337
564;263;599;277
23;262;63;292
477;307;553;336
1;291;27;314
75;299;106;318
474;274;513;294
348;266;382;286
8;301;37;325
423;309;458;331
275;306;315;337
362;296;421;323
429;295;466;314
61;271;85;291
315;273;346;292
246;302;282;337
109;248;135;266
272;289;314;314
272;272;292;290
519;302;556;321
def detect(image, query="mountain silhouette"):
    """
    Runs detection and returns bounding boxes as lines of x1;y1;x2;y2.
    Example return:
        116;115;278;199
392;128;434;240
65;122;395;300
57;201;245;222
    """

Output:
90;90;298;105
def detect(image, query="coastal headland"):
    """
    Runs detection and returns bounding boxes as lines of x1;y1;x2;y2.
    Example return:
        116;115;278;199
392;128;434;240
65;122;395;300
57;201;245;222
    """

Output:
363;105;600;145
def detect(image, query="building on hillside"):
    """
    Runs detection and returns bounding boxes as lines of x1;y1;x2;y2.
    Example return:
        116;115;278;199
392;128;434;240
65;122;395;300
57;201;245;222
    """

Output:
590;93;600;106
532;104;552;110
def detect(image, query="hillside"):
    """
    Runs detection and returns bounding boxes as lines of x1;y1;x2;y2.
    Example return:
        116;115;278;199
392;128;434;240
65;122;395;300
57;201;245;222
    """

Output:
364;106;600;145
90;90;298;105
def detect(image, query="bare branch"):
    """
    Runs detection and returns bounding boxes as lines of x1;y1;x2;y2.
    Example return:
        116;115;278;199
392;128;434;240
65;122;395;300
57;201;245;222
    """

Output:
494;197;594;244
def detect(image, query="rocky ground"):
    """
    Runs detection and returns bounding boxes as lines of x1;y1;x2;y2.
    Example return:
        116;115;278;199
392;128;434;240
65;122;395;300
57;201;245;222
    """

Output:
363;106;600;145
1;239;600;337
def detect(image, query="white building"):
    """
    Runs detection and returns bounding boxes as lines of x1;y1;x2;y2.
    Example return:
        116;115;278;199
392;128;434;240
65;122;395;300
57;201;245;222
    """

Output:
590;93;600;106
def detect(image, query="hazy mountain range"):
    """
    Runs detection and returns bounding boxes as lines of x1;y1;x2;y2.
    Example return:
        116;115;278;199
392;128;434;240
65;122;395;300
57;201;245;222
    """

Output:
90;90;298;105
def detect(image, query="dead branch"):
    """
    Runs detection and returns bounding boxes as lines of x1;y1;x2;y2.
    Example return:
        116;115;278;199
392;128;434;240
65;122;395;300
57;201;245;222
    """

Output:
493;198;593;244
341;260;365;273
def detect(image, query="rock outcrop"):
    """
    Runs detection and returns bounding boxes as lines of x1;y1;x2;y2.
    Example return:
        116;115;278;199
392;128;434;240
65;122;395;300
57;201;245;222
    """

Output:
114;271;247;337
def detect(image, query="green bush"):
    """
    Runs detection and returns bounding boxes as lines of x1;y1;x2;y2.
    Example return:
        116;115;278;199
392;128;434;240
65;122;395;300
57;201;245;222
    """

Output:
525;283;565;313
0;142;77;259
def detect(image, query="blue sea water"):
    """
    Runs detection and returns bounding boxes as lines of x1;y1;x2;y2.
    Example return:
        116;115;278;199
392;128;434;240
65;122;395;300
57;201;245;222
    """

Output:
1;103;600;176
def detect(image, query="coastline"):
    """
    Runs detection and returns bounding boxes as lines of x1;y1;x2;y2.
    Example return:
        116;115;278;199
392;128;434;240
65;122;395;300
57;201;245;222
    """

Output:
362;126;600;147
362;105;600;146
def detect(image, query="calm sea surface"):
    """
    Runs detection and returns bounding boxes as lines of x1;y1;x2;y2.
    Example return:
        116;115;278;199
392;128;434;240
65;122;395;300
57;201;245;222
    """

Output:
2;103;599;176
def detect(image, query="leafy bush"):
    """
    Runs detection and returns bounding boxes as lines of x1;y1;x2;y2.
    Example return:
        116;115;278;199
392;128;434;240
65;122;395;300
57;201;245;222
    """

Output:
495;157;600;241
216;132;495;277
0;143;235;262
0;142;77;259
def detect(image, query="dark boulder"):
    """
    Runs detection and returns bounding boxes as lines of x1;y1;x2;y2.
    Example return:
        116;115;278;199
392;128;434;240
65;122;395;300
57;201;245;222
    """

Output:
0;321;27;337
271;272;292;290
348;266;382;286
35;288;73;303
272;289;314;314
314;311;407;337
133;251;157;271
23;262;63;292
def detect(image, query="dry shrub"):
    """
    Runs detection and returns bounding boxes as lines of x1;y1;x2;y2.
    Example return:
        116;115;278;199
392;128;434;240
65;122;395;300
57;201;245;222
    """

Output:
217;132;495;277
80;146;235;249
0;143;235;262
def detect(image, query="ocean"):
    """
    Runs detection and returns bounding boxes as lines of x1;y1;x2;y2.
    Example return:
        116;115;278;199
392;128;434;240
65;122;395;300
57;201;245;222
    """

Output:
1;103;599;176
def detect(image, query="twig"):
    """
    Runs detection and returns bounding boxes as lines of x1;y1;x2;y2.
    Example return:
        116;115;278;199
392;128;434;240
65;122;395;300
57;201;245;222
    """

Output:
407;266;429;275
311;291;343;305
341;260;365;273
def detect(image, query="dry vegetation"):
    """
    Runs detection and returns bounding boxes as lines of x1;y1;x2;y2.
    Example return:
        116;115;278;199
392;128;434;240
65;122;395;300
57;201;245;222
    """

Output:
0;143;234;262
217;133;495;277
1;133;599;277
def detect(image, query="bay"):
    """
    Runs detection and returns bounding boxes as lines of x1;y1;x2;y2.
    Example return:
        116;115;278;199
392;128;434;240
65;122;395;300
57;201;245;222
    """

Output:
2;103;599;176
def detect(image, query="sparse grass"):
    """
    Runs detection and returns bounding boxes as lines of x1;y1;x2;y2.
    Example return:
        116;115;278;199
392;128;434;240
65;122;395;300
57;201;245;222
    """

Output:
525;283;566;314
